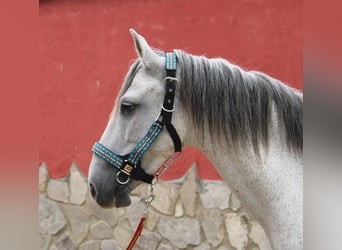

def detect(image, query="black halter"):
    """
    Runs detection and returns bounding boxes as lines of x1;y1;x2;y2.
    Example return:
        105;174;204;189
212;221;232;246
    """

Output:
92;53;182;184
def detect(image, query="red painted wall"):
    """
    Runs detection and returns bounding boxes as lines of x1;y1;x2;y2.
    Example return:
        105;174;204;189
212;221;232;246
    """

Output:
39;0;302;180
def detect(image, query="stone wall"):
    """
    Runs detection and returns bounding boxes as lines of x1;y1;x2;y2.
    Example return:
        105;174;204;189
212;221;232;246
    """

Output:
39;163;270;250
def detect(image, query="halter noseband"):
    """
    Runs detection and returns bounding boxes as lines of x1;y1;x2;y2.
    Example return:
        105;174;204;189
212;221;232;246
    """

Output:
92;53;182;184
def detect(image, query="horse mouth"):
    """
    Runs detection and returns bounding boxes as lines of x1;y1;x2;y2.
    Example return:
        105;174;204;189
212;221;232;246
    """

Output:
89;182;132;208
112;188;131;208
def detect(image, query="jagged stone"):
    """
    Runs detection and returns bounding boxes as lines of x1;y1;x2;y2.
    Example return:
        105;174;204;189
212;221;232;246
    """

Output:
117;207;126;217
38;160;270;250
217;243;234;250
101;239;122;250
145;209;160;232
86;194;118;227
113;220;133;250
249;247;259;250
126;196;145;230
225;213;248;250
230;193;242;212
179;165;198;217
62;203;89;244
79;240;100;250
90;221;113;240
69;163;88;205
157;243;174;250
174;199;184;217
249;221;271;250
157;217;201;248
157;244;174;250
151;182;180;215
126;196;161;233
131;182;148;197
39;163;49;192
200;181;231;209
126;197;160;240
137;230;162;250
40;233;52;249
47;178;69;203
55;233;76;250
200;209;224;247
194;242;210;250
39;194;66;235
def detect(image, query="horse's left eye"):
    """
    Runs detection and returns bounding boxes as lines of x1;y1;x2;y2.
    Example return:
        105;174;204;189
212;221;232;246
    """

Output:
120;102;136;114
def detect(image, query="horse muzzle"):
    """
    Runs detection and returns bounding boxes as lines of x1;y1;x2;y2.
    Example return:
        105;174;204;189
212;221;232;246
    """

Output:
88;159;132;208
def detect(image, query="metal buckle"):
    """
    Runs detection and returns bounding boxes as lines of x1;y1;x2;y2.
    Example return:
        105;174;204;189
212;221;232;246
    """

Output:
162;105;175;113
116;160;134;185
165;76;179;83
121;161;134;175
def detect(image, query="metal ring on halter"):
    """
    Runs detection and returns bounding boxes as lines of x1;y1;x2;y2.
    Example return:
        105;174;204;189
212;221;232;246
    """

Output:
116;171;130;185
162;105;175;112
165;76;179;83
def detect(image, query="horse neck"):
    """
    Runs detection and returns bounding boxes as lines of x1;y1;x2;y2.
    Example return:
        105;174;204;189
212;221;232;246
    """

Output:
183;116;267;191
183;103;302;187
188;130;263;188
183;108;303;249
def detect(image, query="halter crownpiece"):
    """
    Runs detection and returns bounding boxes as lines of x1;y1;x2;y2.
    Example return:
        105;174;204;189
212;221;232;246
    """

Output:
165;52;177;70
92;52;182;184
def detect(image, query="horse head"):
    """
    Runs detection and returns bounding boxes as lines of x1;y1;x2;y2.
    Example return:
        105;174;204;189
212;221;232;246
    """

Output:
88;29;187;207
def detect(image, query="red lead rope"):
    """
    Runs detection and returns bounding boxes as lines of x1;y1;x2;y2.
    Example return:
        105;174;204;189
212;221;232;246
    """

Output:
126;215;147;250
125;154;180;250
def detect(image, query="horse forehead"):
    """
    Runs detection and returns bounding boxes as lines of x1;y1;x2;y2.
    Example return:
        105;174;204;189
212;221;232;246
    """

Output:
128;69;163;94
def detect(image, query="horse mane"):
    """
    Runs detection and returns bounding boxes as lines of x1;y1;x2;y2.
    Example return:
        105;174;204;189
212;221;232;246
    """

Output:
119;50;302;155
174;50;303;154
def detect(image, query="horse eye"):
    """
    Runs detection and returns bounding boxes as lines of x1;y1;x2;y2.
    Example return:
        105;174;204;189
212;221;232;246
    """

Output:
120;102;136;114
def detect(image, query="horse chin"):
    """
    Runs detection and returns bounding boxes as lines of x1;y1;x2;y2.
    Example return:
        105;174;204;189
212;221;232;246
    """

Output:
98;188;131;208
93;183;132;208
113;179;149;207
113;188;131;208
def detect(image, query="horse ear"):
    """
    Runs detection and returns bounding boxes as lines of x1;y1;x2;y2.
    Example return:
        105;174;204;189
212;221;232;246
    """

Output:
129;29;163;70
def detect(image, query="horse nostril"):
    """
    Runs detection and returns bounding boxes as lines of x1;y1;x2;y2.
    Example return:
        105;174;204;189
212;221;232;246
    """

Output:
89;183;97;199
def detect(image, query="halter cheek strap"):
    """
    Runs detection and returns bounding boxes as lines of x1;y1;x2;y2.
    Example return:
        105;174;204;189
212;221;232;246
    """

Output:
157;53;182;153
92;52;182;184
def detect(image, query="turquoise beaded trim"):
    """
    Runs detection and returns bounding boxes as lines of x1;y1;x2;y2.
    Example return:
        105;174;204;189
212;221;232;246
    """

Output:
128;122;163;165
92;121;163;174
92;142;123;169
165;53;177;70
